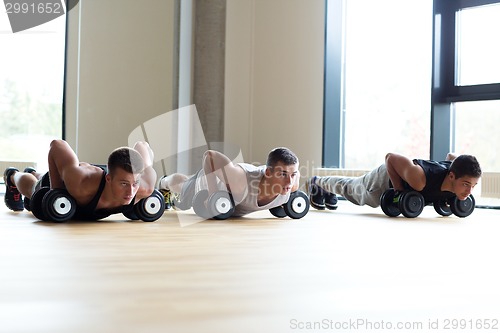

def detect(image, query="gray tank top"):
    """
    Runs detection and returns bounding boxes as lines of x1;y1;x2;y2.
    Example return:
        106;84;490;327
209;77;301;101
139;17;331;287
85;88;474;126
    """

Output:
232;163;291;217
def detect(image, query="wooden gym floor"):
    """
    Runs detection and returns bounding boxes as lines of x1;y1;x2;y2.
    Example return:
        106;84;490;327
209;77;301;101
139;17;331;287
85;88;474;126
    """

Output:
1;193;500;333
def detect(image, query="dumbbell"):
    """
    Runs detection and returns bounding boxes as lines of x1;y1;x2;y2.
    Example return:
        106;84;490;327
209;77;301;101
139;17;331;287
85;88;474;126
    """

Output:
30;187;77;222
269;190;310;219
192;189;212;219
380;188;401;217
192;189;235;220
449;195;475;218
433;194;475;218
123;189;166;222
380;189;425;218
433;199;453;216
208;190;235;220
30;186;50;220
24;172;51;212
269;206;287;218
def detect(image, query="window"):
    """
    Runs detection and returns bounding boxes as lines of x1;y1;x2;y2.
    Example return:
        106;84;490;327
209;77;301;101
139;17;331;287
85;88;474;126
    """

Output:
432;0;500;171
343;0;433;168
453;100;500;171
0;11;65;171
324;0;433;169
456;3;500;86
325;0;500;172
453;2;500;171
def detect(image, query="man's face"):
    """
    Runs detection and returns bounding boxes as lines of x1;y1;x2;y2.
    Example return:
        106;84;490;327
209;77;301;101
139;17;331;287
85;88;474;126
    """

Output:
107;168;141;205
266;162;299;195
450;172;479;200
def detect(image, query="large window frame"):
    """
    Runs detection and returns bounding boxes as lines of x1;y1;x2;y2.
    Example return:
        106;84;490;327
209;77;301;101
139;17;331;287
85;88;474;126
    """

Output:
431;0;500;159
323;0;344;168
0;5;67;171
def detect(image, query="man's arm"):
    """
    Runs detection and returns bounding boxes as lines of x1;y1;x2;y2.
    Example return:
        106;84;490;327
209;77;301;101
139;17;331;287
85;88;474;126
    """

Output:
47;140;100;201
202;150;247;198
133;141;157;200
47;139;77;189
385;153;426;192
446;153;458;161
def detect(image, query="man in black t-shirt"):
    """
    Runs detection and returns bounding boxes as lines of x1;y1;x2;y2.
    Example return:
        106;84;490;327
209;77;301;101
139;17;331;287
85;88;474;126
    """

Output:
307;153;482;209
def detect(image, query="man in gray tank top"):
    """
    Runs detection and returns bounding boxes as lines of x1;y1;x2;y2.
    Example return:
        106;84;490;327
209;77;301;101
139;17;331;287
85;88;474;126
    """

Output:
159;147;300;217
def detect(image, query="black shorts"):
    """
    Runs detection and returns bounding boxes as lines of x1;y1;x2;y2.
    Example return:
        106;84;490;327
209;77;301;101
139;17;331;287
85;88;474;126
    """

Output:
34;172;50;192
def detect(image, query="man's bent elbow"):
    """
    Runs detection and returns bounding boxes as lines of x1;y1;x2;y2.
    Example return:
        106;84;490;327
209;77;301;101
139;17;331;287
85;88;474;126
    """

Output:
385;153;396;164
48;140;72;157
203;150;216;160
446;153;457;161
133;141;150;150
50;139;67;149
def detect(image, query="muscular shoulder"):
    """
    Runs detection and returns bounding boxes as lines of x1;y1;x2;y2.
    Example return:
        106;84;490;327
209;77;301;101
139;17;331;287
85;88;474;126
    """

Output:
70;163;104;180
415;159;451;172
65;164;105;202
216;163;252;199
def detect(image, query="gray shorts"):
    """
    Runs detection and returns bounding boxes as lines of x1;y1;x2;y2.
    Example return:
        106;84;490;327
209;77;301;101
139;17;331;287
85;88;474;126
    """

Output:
316;164;391;208
177;169;229;209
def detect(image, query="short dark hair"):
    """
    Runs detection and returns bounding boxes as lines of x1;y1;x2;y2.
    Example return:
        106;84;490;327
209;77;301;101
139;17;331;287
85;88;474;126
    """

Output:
107;147;144;176
449;155;482;179
266;147;299;168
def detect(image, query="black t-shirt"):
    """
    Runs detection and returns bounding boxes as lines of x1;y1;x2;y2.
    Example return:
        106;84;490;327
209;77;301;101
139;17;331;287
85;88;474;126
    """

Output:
409;159;455;202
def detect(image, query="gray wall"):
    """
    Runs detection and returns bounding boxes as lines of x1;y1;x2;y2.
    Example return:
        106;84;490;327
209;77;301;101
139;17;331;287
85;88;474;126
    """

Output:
225;0;324;176
65;0;324;179
65;0;176;165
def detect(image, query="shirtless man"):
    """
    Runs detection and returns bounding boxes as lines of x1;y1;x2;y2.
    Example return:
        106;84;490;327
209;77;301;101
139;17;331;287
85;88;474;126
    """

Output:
3;139;157;220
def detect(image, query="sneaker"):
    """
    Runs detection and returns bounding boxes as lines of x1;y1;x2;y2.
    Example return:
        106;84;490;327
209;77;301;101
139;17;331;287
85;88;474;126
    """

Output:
23;167;37;174
307;176;325;210
157;175;171;210
159;188;173;210
157;174;168;189
324;192;338;210
3;167;24;211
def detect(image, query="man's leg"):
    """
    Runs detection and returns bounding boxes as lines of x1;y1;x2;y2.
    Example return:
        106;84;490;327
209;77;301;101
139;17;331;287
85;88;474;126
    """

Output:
159;173;189;194
313;164;390;208
158;171;201;210
19;168;46;210
158;173;189;210
307;176;338;210
3;168;38;211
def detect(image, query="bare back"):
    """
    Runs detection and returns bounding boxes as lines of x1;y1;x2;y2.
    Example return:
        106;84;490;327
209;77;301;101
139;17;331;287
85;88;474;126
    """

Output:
48;140;106;206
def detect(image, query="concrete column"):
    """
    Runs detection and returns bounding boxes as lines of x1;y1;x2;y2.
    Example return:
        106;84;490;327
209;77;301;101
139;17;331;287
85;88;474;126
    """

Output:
193;0;226;144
